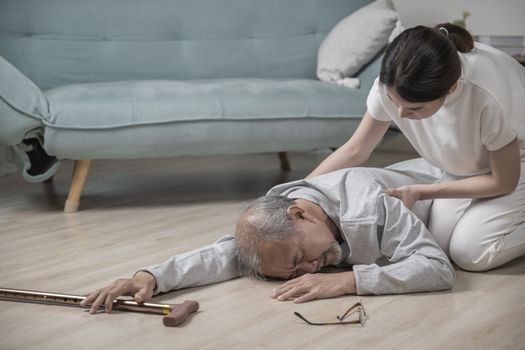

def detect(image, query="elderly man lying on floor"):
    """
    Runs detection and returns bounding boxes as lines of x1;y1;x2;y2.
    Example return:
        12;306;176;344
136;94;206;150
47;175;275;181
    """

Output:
82;159;455;313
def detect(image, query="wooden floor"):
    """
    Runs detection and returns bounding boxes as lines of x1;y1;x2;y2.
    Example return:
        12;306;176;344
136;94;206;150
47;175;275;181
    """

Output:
1;143;524;350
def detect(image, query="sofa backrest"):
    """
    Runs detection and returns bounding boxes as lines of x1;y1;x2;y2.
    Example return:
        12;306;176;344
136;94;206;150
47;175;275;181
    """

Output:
0;0;373;90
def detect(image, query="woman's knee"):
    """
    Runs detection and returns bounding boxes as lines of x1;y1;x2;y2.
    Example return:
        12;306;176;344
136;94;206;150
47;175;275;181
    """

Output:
448;216;495;271
449;241;492;272
449;221;513;272
448;180;525;271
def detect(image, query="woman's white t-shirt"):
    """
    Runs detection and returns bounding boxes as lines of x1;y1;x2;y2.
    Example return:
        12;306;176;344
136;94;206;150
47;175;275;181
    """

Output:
367;42;525;176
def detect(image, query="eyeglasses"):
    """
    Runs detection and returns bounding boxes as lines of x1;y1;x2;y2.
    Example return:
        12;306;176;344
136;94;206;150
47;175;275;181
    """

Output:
294;301;368;326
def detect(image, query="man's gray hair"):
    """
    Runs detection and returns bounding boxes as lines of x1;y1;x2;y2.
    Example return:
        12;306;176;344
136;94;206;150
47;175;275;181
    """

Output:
235;195;300;278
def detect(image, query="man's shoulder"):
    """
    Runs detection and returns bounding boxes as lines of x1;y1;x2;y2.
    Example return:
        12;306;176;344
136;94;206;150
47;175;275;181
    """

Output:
310;167;397;192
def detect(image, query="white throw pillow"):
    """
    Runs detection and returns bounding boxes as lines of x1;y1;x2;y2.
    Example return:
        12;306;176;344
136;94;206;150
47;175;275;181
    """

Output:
317;0;398;82
388;18;406;43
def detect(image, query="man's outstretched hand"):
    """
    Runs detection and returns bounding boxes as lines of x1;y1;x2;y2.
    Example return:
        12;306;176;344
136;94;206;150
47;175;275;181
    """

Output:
80;271;156;314
270;271;356;303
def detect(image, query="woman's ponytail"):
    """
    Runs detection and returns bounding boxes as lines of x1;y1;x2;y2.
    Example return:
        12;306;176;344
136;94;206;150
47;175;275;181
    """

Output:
433;23;474;53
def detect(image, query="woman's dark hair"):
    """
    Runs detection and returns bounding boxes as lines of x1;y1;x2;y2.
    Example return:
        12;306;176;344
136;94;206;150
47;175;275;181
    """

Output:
379;23;474;102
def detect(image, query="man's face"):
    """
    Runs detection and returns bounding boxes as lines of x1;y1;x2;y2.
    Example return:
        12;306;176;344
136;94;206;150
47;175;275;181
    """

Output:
257;220;343;280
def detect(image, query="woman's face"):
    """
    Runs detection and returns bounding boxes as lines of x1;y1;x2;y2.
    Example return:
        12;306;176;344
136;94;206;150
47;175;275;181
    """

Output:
386;86;449;120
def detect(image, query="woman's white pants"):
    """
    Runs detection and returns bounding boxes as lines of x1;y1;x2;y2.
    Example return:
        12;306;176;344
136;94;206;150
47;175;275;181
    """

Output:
429;162;525;271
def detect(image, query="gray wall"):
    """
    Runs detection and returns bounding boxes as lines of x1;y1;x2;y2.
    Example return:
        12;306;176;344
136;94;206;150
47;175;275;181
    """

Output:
393;0;525;36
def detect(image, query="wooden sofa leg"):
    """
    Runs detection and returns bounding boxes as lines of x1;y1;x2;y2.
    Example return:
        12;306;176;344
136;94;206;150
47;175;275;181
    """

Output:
64;160;92;213
278;152;291;171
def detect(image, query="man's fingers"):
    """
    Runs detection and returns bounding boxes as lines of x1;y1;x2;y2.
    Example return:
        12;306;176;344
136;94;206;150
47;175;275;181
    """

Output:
89;290;108;314
105;294;115;313
134;287;149;303
277;285;309;301
134;293;144;304
279;277;300;289
294;291;317;304
80;290;99;307
82;278;152;315
103;285;126;313
272;284;294;297
272;280;301;298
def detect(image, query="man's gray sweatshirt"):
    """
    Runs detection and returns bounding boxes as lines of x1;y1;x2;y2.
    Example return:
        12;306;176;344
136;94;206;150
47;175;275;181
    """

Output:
143;159;455;295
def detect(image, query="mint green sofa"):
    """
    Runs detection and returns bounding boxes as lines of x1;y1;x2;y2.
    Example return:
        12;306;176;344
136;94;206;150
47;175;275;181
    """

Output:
0;0;381;212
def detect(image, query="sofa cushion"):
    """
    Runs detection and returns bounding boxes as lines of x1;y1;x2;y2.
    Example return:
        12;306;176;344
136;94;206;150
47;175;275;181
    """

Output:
43;79;369;159
45;79;368;128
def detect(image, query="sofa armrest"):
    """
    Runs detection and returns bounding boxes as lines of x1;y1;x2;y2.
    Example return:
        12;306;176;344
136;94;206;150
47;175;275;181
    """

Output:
0;56;48;145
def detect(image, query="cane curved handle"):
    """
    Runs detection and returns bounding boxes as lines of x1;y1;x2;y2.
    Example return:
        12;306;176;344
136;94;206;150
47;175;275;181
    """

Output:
162;300;199;327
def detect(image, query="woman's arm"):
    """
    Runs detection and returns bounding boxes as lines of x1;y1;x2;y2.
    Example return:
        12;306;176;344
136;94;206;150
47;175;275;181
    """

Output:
306;112;390;178
386;139;521;208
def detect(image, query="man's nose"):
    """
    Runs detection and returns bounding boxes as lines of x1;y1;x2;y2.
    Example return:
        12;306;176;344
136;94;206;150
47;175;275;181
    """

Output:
297;260;317;274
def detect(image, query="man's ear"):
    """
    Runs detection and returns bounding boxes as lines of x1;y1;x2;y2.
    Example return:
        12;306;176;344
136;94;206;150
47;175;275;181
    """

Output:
287;205;306;220
287;205;316;222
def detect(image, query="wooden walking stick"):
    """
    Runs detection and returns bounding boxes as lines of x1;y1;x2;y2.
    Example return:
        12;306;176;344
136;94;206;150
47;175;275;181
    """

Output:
0;287;199;327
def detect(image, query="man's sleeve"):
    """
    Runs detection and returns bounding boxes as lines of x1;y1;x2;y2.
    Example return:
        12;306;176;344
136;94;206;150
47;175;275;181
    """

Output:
139;235;241;294
352;194;455;295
